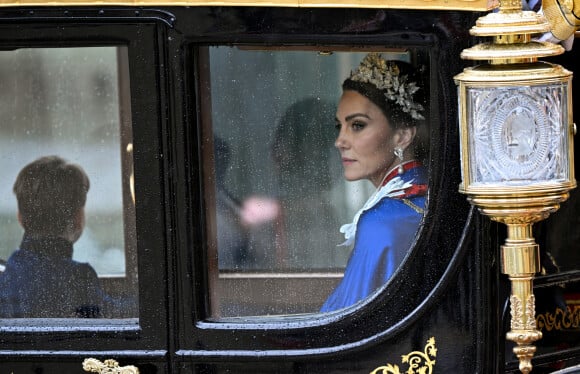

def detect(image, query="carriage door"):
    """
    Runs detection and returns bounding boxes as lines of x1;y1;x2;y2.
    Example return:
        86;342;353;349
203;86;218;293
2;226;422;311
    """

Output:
0;16;170;372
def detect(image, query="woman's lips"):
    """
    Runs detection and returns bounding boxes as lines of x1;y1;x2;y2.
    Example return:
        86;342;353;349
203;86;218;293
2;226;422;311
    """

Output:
342;157;356;165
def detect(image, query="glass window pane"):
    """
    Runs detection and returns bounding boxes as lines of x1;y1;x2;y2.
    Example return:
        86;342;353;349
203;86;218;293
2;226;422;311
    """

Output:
203;47;430;318
0;47;138;320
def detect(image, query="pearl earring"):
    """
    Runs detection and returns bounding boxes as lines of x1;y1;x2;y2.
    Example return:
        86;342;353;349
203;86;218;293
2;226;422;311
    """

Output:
394;147;404;174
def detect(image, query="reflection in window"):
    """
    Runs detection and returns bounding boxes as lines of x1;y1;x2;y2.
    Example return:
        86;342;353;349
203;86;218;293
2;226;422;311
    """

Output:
203;47;430;318
0;47;137;319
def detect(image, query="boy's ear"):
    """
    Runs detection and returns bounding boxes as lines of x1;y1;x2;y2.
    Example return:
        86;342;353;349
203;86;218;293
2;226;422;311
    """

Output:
75;208;86;230
17;211;23;228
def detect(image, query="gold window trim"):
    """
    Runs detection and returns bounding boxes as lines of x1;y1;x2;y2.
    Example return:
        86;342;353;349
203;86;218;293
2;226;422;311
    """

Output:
0;0;497;12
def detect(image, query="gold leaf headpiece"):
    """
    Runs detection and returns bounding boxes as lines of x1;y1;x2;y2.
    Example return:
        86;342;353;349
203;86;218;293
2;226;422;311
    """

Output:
349;53;425;120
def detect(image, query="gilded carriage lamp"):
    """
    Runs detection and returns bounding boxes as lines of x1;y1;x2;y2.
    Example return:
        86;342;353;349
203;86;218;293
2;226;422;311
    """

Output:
454;1;576;373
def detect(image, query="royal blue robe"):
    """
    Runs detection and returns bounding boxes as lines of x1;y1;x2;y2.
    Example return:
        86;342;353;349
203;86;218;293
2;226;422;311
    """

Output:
321;163;427;312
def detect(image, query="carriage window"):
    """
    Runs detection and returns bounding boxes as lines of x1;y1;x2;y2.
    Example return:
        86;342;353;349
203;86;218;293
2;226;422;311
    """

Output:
0;47;138;321
202;47;430;318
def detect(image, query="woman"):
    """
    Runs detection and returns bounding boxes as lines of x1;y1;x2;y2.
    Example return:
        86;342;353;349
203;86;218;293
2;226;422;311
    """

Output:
321;53;428;312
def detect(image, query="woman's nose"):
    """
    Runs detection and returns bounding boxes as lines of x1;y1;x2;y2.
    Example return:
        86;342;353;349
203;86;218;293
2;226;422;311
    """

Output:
335;128;348;149
335;135;344;149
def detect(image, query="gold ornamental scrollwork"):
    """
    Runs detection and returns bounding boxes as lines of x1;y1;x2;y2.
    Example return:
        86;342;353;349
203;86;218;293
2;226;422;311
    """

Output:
82;358;140;374
536;306;580;332
370;337;437;374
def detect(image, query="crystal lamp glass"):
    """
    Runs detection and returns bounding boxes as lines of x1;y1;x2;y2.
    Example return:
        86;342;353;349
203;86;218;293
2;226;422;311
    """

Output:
466;83;570;186
457;63;574;196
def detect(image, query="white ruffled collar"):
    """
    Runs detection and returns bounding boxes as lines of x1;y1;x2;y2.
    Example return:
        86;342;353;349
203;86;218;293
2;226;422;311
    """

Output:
338;176;413;247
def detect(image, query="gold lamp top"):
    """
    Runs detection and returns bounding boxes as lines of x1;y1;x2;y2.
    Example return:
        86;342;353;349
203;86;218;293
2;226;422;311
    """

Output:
460;0;565;63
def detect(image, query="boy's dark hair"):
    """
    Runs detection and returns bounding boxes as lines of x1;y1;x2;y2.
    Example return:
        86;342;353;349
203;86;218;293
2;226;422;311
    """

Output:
13;156;90;235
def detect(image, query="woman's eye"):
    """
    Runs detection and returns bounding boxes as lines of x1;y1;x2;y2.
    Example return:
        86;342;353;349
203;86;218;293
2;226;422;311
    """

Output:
352;121;366;131
334;122;342;131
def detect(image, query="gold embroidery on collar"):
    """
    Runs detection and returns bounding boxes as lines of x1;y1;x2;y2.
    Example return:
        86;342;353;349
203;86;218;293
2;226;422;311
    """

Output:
402;198;424;214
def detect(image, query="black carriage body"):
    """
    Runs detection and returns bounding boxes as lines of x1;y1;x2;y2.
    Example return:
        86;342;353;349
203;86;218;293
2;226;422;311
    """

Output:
0;5;579;374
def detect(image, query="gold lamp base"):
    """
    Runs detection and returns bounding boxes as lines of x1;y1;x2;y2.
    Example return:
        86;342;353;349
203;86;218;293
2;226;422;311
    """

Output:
501;220;544;374
463;187;573;373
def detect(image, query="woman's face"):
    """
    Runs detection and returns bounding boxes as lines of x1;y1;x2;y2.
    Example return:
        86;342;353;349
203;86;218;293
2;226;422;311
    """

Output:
335;90;398;187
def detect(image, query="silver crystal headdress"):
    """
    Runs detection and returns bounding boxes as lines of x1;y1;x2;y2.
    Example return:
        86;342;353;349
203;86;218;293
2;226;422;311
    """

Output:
349;53;425;120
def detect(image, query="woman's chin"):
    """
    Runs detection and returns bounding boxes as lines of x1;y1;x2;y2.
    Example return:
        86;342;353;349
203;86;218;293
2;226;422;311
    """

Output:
343;173;361;182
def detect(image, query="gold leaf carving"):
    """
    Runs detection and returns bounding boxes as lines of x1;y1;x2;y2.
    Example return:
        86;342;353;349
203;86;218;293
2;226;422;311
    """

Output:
526;294;537;330
82;358;140;374
370;337;436;374
511;295;524;330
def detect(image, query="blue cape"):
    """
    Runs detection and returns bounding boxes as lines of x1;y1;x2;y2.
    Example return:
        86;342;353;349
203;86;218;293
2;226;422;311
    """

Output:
321;165;427;312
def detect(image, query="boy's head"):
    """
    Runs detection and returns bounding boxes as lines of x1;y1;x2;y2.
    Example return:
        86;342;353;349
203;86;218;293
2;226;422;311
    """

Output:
13;156;90;239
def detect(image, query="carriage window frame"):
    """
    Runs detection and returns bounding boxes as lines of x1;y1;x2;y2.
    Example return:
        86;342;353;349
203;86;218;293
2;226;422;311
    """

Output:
0;44;138;326
196;44;433;320
181;29;470;356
